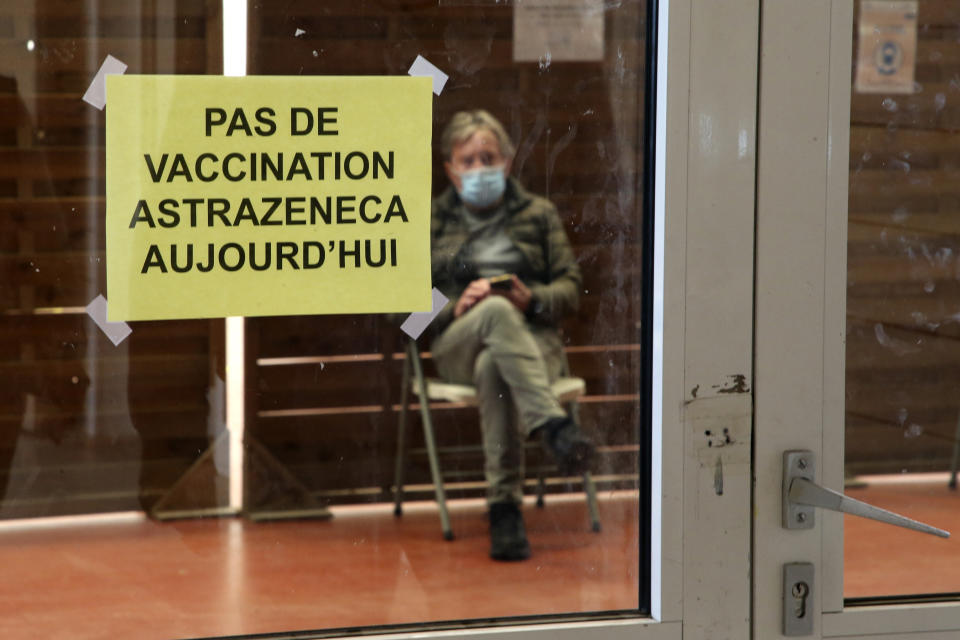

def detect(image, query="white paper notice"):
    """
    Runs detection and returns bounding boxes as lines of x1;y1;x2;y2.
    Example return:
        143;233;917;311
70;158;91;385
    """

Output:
513;0;604;63
855;0;918;94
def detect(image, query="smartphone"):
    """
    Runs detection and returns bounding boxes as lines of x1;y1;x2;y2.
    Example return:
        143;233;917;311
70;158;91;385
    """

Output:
489;274;514;290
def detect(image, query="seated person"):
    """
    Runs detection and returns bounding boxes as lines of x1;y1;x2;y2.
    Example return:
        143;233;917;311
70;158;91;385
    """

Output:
429;110;595;561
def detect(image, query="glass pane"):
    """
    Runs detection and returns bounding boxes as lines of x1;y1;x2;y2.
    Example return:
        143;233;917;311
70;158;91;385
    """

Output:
0;1;224;518
846;0;960;599
0;0;228;634
0;0;652;637
242;0;650;632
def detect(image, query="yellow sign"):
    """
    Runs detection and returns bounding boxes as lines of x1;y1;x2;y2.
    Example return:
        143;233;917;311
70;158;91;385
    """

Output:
106;75;433;321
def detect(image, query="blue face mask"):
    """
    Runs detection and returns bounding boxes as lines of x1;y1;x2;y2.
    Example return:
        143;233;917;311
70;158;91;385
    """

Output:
457;166;506;209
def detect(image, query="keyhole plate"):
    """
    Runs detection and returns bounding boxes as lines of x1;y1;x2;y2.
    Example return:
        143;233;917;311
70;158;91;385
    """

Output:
783;562;814;636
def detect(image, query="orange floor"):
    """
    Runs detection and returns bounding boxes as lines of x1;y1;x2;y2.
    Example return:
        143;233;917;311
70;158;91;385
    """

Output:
845;473;960;599
2;479;955;640
0;492;640;640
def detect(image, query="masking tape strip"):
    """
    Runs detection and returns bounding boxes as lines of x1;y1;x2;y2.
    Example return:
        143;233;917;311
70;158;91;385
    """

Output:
408;55;449;96
82;54;128;110
400;288;449;340
85;294;132;346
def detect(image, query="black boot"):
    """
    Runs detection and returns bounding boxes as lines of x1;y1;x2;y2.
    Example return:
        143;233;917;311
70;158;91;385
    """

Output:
541;417;595;475
489;502;531;561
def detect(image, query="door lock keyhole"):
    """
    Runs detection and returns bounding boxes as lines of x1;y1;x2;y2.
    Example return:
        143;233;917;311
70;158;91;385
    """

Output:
791;581;809;620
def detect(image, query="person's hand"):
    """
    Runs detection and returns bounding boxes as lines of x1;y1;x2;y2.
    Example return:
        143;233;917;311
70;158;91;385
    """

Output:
454;278;492;318
491;274;532;313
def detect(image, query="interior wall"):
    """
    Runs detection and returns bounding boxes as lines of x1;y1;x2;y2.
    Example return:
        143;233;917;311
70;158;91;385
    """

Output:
244;0;647;506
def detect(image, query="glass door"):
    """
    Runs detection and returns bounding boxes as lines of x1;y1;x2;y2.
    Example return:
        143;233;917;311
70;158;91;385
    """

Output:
0;0;775;637
754;0;960;637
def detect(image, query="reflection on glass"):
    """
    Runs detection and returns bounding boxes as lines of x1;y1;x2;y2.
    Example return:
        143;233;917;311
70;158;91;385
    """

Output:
846;0;960;599
0;3;226;515
0;0;650;636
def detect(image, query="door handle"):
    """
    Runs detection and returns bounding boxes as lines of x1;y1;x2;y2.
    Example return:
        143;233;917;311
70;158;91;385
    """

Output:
782;450;949;538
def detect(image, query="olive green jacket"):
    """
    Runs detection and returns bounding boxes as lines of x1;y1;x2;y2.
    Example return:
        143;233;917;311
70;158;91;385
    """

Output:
429;177;582;337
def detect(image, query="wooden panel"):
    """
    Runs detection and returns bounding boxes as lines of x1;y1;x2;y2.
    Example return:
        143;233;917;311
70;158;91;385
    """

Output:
243;0;647;507
845;1;960;473
252;399;641;501
251;289;640;359
254;349;639;410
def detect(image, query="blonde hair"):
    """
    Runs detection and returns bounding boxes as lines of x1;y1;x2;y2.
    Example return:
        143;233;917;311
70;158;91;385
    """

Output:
440;110;515;160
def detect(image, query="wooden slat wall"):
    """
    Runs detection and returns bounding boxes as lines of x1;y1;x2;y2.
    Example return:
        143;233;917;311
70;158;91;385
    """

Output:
847;1;960;473
246;1;646;505
0;0;224;517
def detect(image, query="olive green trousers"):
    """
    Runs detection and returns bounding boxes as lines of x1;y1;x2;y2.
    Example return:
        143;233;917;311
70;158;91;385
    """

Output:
431;296;567;505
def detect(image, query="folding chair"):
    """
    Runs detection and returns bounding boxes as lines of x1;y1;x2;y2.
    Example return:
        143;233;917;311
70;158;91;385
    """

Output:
949;410;960;489
393;338;602;540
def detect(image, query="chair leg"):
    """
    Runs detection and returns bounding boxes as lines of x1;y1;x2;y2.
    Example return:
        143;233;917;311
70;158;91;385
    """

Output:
393;349;412;516
583;471;601;533
560;397;598;530
409;341;454;541
950;411;960;490
536;469;546;508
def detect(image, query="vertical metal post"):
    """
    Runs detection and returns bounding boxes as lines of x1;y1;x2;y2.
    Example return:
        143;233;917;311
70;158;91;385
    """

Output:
949;411;960;489
409;340;454;540
583;471;602;532
393;343;412;515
